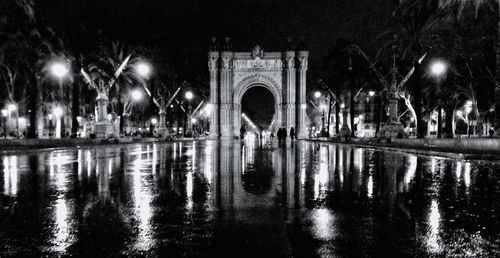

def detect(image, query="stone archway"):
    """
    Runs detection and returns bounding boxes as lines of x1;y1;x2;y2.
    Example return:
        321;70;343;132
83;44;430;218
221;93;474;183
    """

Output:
208;39;309;139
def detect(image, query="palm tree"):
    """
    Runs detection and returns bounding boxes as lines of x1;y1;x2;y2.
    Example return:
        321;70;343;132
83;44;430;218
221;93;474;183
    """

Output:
379;0;440;138
94;41;146;135
439;0;500;132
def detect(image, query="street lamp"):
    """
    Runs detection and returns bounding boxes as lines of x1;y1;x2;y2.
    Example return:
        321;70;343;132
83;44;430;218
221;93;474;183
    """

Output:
136;62;152;78
314;91;321;98
430;61;446;76
50;62;70;79
185;91;194;137
185;91;193;101
131;89;144;101
430;60;447;138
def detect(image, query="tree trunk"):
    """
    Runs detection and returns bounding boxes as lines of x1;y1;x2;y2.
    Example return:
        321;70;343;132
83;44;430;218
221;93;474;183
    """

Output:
444;105;454;138
28;78;39;138
437;103;442;138
350;82;355;138
335;85;340;135
412;61;425;138
71;81;80;137
118;95;124;135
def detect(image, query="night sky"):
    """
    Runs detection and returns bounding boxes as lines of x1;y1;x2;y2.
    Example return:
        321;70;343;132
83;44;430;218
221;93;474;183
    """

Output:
35;0;398;124
37;0;397;79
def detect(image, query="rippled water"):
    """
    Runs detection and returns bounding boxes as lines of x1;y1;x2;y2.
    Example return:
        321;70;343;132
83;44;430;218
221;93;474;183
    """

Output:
0;140;499;257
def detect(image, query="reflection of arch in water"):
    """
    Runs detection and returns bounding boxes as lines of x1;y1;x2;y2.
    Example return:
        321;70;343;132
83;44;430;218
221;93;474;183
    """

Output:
241;147;274;195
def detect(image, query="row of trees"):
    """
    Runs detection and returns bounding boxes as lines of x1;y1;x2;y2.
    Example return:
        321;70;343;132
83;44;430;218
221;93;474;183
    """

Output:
323;0;498;138
0;1;206;138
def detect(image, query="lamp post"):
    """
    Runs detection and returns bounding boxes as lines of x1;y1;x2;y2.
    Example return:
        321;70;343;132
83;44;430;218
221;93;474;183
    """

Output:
48;114;53;138
185;91;194;137
1;109;7;139
54;107;63;138
430;60;447;138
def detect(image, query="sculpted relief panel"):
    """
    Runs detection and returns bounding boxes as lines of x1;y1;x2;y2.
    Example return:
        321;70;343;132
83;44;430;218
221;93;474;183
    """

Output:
232;72;282;93
232;58;283;70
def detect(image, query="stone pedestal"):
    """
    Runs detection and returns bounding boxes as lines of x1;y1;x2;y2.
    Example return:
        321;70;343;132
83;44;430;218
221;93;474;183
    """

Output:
156;127;171;139
377;98;405;138
94;122;115;139
339;108;351;138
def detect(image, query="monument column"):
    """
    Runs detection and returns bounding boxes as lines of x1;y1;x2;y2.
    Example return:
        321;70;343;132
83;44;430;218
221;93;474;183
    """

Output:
296;48;309;139
208;50;219;139
284;51;296;133
220;38;234;139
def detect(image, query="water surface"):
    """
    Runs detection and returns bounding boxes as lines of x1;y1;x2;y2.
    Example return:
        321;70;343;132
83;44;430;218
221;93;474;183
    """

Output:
0;140;499;257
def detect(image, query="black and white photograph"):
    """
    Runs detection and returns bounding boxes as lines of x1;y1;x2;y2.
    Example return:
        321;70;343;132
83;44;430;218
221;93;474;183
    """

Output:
0;0;499;257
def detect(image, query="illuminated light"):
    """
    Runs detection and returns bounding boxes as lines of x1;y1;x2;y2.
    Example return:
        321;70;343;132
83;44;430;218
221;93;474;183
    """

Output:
314;91;321;98
53;107;63;117
170;104;174;108
3;156;18;196
464;162;471;188
311;208;335;241
76;116;82;122
368;91;375;97
185;91;193;100
203;104;212;114
427;200;441;253
340;103;345;108
430;61;446;76
136;62;152;78
131;89;143;101
151;118;158;125
51;62;69;78
301;103;307;109
455;161;462;180
367;175;373;198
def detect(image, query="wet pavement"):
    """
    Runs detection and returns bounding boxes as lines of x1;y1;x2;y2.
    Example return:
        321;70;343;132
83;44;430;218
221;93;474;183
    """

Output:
0;139;499;257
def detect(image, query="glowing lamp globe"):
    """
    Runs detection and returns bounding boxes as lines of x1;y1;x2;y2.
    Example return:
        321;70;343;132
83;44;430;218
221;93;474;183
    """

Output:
431;62;446;76
53;107;63;117
185;91;193;100
131;89;143;101
136;63;152;78
51;62;69;78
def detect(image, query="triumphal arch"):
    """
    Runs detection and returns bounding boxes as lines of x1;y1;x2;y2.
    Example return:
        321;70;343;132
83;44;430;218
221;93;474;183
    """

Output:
208;38;308;139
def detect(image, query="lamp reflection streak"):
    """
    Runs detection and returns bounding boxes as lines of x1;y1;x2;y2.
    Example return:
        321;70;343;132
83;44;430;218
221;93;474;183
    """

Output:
132;154;153;250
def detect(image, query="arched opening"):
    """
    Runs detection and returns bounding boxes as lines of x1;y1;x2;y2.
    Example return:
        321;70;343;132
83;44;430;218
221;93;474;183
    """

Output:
241;86;276;132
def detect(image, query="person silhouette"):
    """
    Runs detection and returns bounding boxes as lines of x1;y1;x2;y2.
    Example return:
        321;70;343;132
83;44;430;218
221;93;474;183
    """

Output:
290;127;296;140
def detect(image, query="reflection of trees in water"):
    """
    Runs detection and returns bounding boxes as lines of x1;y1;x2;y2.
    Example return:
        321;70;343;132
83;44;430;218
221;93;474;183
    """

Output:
242;149;274;195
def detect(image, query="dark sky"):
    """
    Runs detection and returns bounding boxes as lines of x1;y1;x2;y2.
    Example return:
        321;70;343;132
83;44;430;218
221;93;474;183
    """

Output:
37;0;398;81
